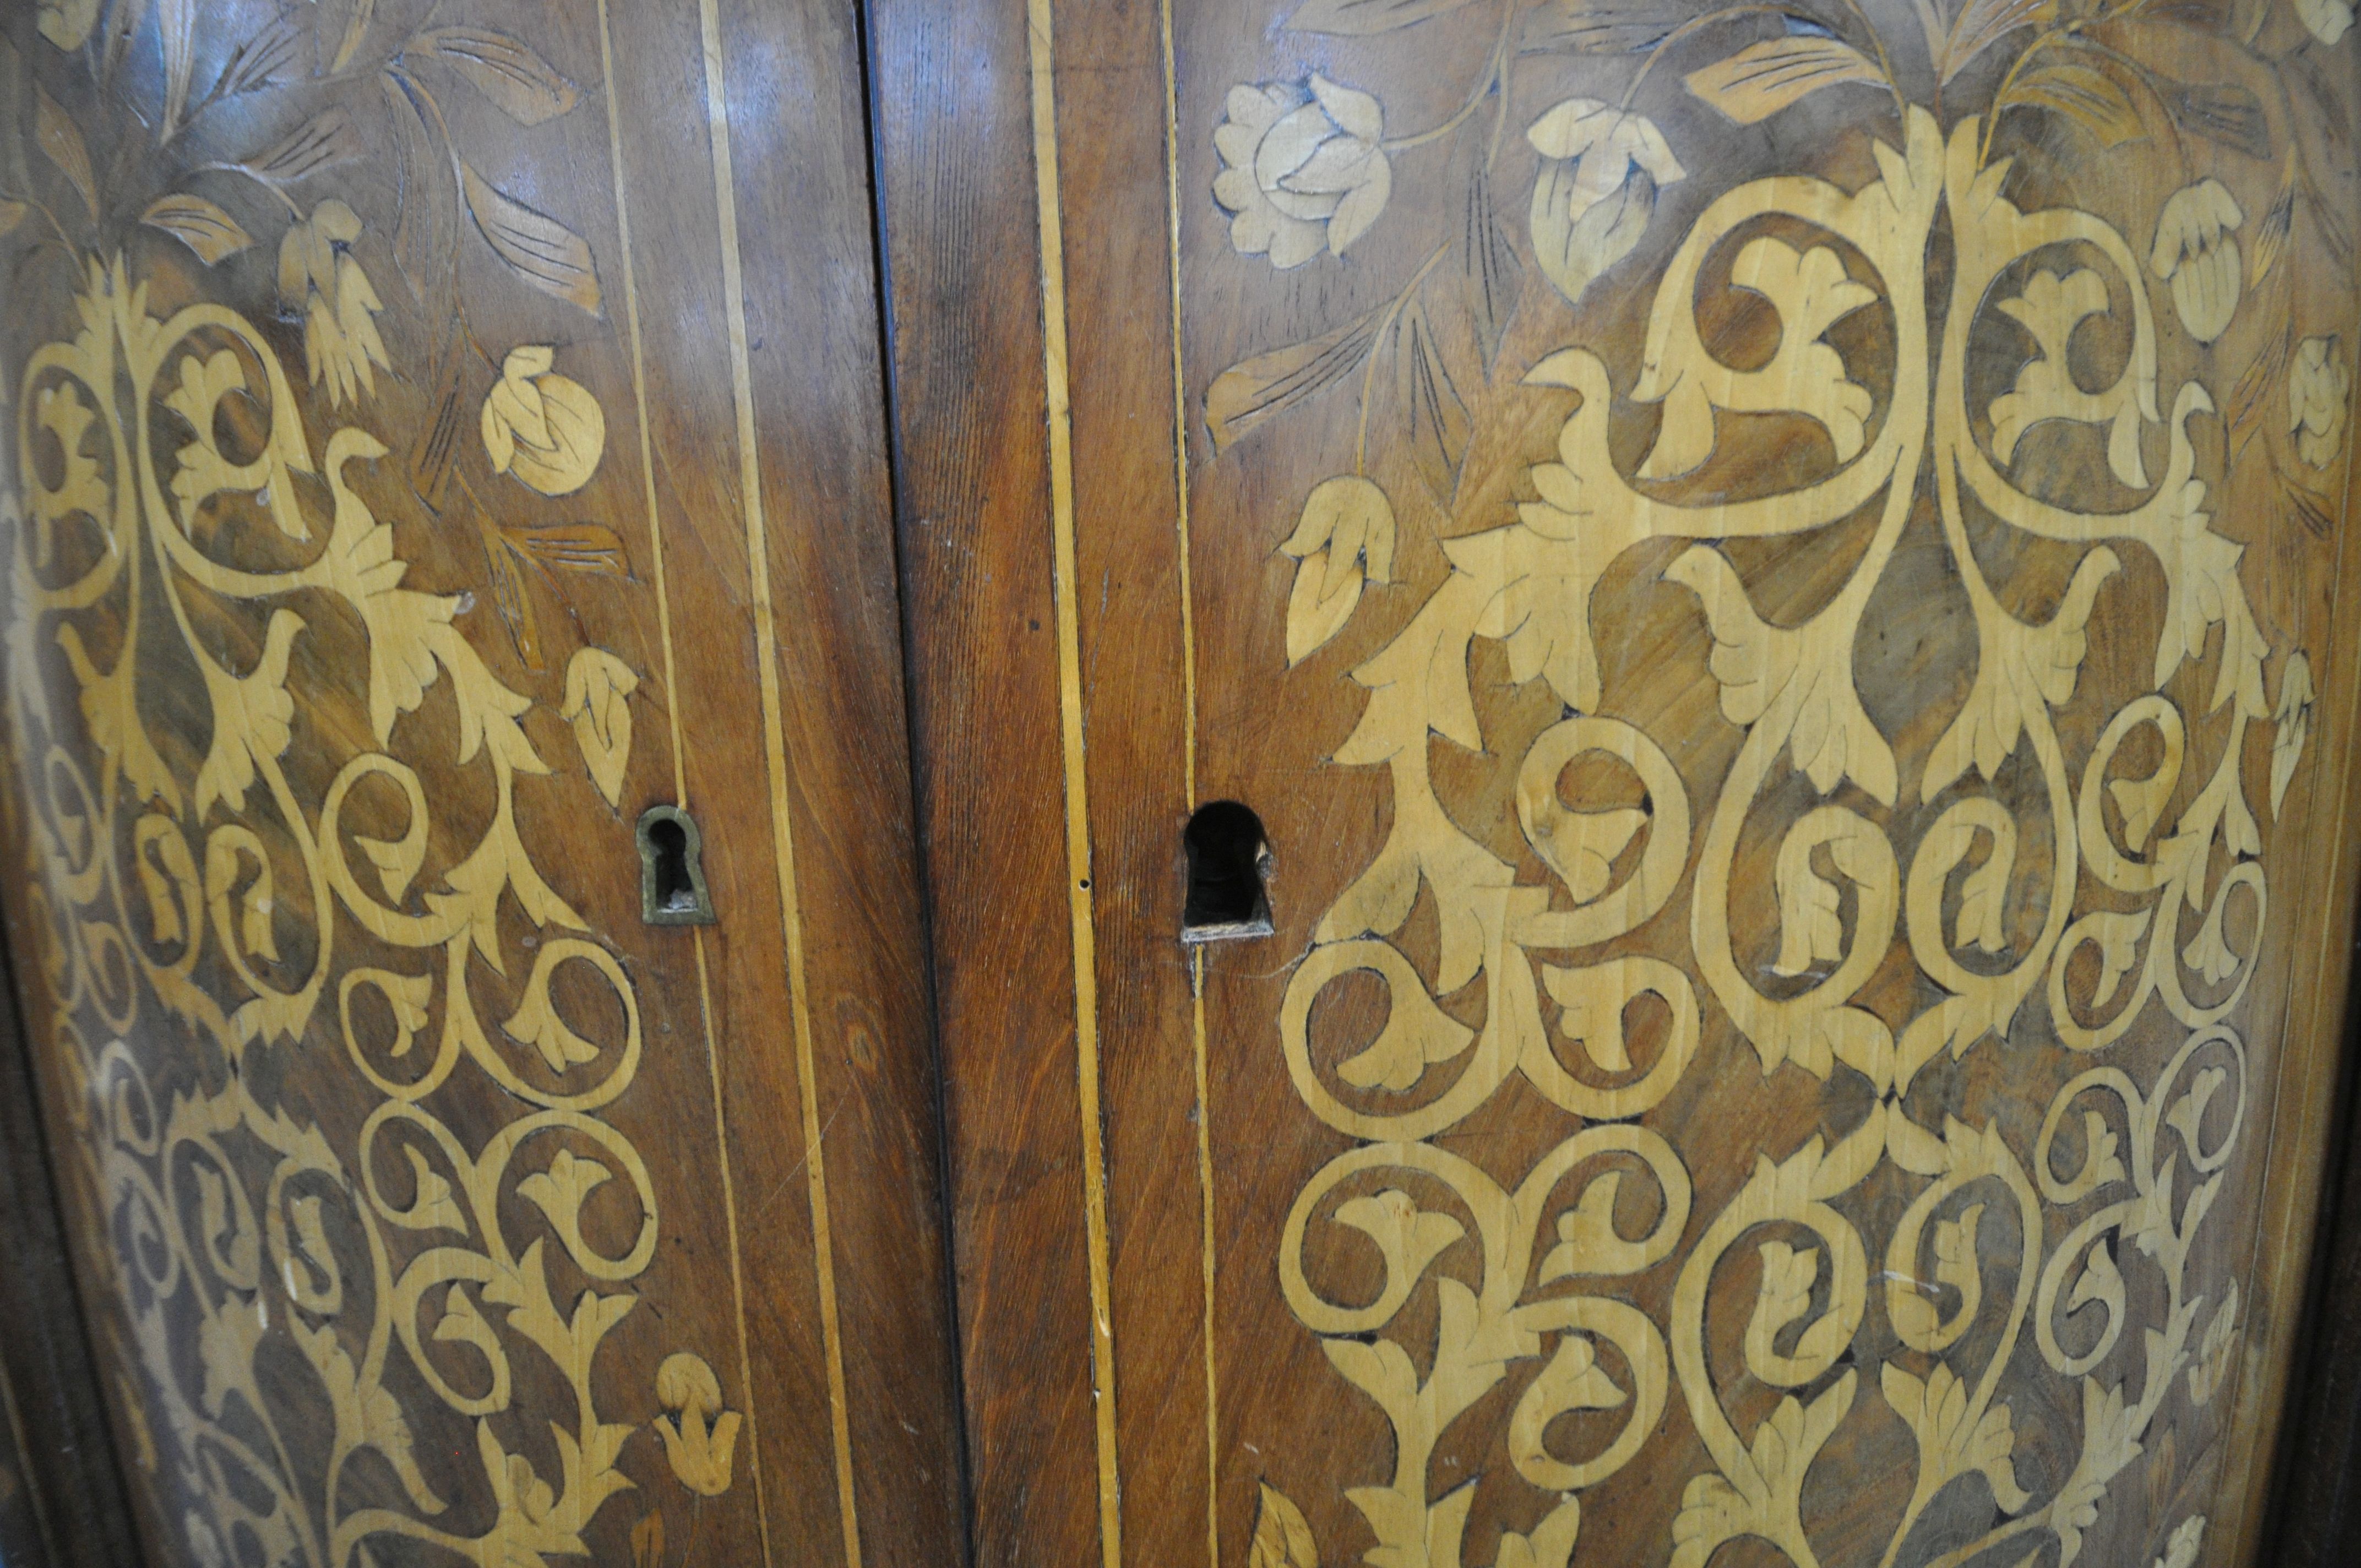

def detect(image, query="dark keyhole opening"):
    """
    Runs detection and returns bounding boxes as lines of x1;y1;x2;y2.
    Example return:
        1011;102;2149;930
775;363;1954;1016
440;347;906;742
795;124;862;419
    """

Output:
638;805;715;925
650;819;694;909
1182;801;1272;944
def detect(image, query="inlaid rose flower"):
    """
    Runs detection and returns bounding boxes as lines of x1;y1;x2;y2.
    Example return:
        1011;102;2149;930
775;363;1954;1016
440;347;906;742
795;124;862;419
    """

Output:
2149;179;2244;345
2291;335;2351;469
481;346;607;497
278;200;389;409
1525;99;1685;307
2297;0;2355;44
1214;77;1391;269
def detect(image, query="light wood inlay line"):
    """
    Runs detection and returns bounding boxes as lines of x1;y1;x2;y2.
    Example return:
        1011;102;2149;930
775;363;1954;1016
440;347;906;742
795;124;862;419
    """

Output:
1157;6;1220;1566
597;7;774;1565
1024;1;1125;1562
695;6;863;1565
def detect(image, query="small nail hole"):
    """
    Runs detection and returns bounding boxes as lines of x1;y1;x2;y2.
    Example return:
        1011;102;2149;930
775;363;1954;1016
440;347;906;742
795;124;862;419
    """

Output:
1182;801;1272;944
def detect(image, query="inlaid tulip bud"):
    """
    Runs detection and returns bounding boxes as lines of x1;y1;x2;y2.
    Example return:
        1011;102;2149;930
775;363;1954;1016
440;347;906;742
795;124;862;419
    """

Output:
2291;335;2351;469
481;346;606;497
1279;476;1394;665
278;200;389;409
1214;77;1391;269
2297;0;2355;44
1525;100;1685;307
2149;179;2244;345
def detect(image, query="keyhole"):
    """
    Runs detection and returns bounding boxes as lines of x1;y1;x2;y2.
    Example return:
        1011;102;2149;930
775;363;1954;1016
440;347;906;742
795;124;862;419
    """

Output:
1182;801;1272;944
638;805;715;925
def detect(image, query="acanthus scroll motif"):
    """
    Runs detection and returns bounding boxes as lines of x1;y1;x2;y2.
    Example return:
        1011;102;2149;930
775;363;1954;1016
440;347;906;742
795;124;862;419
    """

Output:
1217;0;2349;1564
0;6;739;1564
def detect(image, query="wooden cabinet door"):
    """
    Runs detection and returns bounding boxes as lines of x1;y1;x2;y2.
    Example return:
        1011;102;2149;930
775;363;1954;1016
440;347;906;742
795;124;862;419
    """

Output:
0;3;963;1565
871;1;2361;1566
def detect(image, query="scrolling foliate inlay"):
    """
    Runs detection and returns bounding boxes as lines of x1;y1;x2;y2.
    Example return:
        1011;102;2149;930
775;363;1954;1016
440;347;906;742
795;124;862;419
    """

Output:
1215;0;2352;1565
1;6;737;1565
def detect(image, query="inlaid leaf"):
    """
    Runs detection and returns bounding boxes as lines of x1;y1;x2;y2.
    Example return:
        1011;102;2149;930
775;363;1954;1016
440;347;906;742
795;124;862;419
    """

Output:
1465;165;1524;369
141;194;255;264
460;163;604;315
2272;651;2315;815
2164;81;2270;161
2283;474;2335;538
1205;302;1385;450
632;1512;666;1568
417;28;581;125
1390;302;1470;499
1956;836;2011;952
160;0;197;135
214;14;306;100
2083;908;2151;1009
238;108;366;186
100;0;149;80
1286;548;1364;665
505;950;607;1073
562;648;638;809
1747;1239;1822;1357
1684;34;1885;125
2247;157;2296;287
1280;477;1392;667
1337;1189;1463;1288
1522;0;1681;53
331;0;377;74
0;200;26;239
1940;0;2051;84
2066;1235;2125;1321
503;521;628;576
37;0;100;51
520;1150;611;1232
387;1145;464;1231
1286;0;1480;31
2108;754;2174;852
1773;835;1844;976
1248;1483;1319;1568
384;73;459;307
1530;162;1656;308
1998;57;2145;149
2223;323;2289;459
35;84;97;223
484;530;543;671
2188;1282;2239;1404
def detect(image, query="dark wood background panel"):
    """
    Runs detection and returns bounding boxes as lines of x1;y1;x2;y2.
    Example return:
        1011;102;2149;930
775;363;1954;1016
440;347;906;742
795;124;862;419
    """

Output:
1042;7;1222;1568
703;0;972;1557
864;1;1107;1564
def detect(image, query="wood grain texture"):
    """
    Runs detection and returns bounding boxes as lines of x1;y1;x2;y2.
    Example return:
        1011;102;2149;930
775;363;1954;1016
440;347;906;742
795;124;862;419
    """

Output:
864;1;1106;1562
874;2;2361;1566
0;3;964;1566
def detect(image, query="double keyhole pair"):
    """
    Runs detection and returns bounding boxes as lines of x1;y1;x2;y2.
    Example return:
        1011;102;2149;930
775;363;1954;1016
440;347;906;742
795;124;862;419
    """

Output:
639;800;1270;943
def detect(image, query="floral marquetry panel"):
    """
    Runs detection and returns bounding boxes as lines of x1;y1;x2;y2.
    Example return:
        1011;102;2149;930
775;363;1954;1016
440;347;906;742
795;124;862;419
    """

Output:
0;4;966;1567
871;0;2360;1566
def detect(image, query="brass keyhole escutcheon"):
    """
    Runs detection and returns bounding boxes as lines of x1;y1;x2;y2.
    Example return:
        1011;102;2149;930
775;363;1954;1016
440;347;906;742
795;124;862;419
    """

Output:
638;805;716;925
